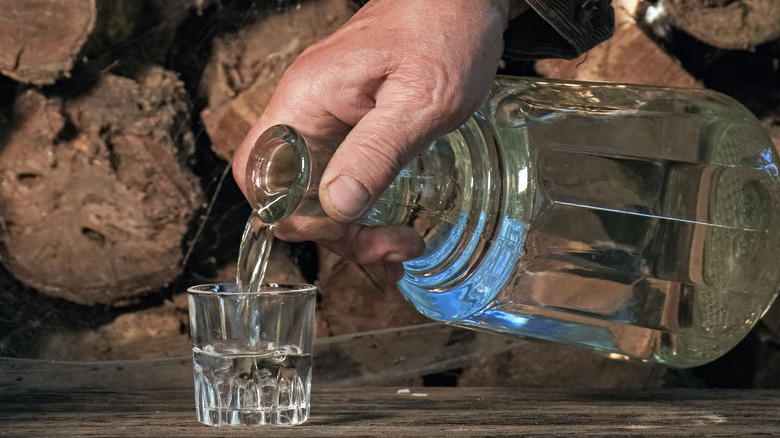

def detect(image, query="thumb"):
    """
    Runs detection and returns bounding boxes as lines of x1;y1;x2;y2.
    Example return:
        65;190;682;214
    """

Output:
319;106;441;222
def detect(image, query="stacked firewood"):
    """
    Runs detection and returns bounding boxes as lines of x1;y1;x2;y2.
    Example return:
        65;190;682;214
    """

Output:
1;0;778;388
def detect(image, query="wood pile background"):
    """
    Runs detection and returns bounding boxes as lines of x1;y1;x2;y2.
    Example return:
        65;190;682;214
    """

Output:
0;0;779;389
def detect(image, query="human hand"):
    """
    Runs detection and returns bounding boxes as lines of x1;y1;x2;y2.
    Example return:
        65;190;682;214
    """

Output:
233;0;519;282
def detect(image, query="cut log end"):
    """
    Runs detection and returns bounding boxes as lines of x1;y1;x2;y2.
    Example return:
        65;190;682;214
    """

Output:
665;0;780;50
0;67;203;306
200;0;357;160
0;0;97;85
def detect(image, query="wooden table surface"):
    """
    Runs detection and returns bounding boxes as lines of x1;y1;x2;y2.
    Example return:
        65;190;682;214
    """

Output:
2;357;780;437
3;385;780;437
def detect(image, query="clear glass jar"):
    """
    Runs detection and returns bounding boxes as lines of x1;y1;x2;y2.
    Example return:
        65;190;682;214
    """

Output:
245;76;780;368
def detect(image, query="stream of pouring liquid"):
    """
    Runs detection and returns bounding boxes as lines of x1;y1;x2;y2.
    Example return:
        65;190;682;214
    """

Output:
236;210;275;293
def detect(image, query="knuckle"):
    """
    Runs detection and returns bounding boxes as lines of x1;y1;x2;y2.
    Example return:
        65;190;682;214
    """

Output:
391;62;478;131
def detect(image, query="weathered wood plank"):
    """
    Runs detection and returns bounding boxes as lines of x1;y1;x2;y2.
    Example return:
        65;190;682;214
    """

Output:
0;323;527;391
2;386;779;437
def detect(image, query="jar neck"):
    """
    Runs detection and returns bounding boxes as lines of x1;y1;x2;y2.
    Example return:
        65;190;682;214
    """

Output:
244;125;325;224
244;123;474;230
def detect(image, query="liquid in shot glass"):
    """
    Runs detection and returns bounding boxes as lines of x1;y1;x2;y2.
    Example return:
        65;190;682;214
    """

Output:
187;283;316;426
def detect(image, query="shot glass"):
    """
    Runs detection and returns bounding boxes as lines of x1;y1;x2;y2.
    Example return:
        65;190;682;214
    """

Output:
187;283;316;426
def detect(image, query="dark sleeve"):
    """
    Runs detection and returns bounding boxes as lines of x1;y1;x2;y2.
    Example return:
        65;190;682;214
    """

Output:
350;0;614;60
504;0;615;60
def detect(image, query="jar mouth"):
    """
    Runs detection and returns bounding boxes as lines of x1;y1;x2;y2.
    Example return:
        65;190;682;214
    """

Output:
246;125;309;223
188;282;317;296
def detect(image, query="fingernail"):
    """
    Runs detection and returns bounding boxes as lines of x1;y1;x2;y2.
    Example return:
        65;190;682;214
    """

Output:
328;175;369;219
384;252;410;263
